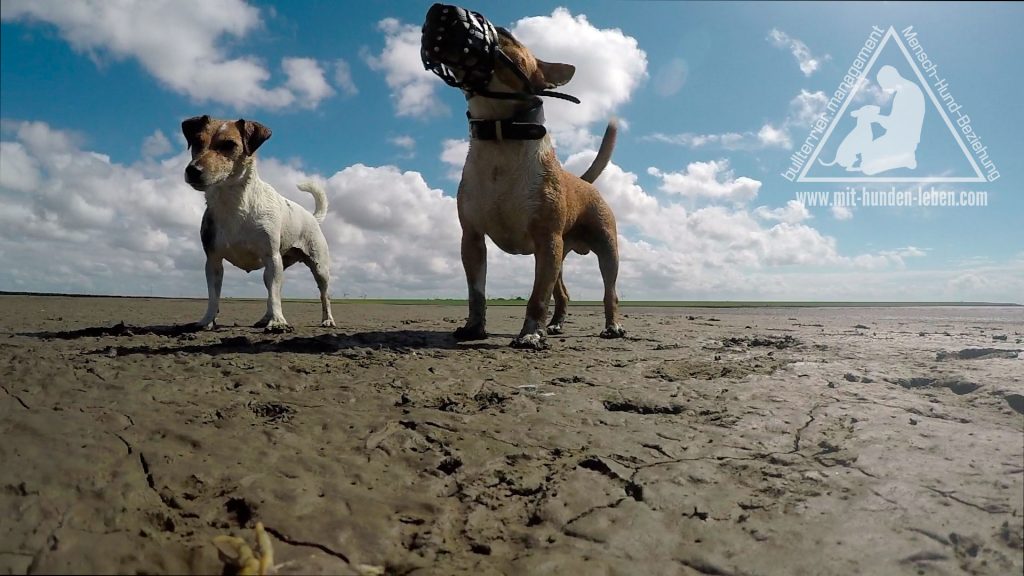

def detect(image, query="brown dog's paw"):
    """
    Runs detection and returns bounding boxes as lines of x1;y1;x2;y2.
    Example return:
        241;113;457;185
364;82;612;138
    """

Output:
546;319;565;335
454;324;488;341
510;333;549;350
599;324;626;339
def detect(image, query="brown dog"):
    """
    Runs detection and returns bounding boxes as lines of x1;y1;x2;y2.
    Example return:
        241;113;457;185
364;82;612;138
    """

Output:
425;9;625;349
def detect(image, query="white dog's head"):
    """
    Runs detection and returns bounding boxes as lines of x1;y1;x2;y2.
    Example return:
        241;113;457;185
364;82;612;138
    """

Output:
181;115;271;191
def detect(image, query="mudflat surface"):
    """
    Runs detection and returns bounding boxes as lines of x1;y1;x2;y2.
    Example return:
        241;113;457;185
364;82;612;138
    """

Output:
0;295;1021;575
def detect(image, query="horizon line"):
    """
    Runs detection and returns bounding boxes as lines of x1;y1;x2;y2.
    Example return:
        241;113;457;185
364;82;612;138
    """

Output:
1;291;1019;308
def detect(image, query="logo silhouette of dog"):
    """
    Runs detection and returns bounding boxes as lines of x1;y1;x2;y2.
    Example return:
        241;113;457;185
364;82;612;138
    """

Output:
818;105;880;170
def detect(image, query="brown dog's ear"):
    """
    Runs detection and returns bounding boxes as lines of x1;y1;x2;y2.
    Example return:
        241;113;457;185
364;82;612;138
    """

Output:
181;115;210;150
236;119;272;156
535;60;575;89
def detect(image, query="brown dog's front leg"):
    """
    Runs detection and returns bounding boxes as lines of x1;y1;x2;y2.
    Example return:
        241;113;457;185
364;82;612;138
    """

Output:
512;236;563;349
546;271;569;335
454;231;488;340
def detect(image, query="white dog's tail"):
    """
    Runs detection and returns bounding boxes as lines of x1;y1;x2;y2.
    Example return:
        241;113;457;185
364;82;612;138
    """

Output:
580;118;618;184
296;181;328;222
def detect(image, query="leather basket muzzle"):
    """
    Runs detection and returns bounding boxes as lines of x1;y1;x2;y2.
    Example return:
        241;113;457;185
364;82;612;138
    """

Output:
421;3;499;92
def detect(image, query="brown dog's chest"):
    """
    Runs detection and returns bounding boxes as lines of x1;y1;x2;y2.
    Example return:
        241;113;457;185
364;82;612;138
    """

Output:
459;140;551;254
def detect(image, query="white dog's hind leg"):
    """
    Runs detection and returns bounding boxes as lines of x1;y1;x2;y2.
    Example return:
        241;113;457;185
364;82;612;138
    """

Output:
304;234;335;328
257;253;292;332
311;262;335;328
197;258;224;329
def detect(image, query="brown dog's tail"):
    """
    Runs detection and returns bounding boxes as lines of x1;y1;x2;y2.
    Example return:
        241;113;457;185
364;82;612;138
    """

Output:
297;181;328;222
579;118;618;184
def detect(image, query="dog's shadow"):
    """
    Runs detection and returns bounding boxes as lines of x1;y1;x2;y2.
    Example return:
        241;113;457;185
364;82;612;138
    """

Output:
23;322;504;354
24;321;196;340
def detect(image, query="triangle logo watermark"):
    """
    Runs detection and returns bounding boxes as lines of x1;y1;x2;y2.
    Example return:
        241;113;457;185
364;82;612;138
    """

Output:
785;26;998;184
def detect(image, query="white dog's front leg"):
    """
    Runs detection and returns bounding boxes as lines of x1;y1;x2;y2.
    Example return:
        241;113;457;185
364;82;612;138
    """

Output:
258;252;291;332
197;258;223;329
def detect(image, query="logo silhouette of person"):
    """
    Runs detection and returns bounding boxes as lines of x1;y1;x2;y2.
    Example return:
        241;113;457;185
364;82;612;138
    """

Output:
858;65;925;174
819;65;925;175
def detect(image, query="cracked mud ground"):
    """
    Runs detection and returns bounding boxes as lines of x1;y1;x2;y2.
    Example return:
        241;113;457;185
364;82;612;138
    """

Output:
1;295;1022;575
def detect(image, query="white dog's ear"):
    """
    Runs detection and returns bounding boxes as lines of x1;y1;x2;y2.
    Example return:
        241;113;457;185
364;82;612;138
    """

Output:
535;60;575;88
181;115;210;150
236;119;272;155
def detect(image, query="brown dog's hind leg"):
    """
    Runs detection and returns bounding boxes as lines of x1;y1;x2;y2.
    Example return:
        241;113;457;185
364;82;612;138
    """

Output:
513;235;563;349
546;271;569;335
454;231;488;340
595;230;626;339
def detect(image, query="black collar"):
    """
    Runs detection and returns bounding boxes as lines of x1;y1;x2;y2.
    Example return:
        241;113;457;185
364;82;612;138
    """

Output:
468;101;547;141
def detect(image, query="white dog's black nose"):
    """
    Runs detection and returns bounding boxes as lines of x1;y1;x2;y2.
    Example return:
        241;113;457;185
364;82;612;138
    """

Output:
185;163;203;182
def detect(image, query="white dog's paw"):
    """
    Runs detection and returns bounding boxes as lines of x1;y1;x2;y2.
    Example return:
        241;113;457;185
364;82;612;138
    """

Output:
264;319;293;334
510;331;548;350
320;318;336;328
194;318;217;331
600;323;626;339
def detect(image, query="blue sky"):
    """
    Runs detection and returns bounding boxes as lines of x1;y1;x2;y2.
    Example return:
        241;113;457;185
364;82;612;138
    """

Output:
1;1;1020;302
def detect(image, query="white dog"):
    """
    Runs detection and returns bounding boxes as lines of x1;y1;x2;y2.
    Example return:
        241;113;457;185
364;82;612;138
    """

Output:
181;115;335;332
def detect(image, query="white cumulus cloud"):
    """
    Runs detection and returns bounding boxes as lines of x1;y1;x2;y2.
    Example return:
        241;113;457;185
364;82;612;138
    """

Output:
141;130;172;159
389;136;415;150
831;205;854;221
0;141;42;193
440;139;470;181
364;18;447;118
333;59;358;96
653;57;688;97
757;124;791;148
2;0;335;110
754;200;811;224
768;28;830;77
388;135;416;159
647;160;762;203
509;8;647;150
282;57;335;108
646;89;827;152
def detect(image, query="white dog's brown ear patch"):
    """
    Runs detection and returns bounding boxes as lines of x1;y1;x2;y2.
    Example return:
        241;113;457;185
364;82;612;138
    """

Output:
237;119;272;156
535;60;575;88
181;115;210;150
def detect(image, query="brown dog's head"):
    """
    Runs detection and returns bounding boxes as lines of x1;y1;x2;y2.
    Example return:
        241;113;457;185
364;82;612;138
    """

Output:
464;28;576;120
488;27;575;97
181;115;271;191
420;5;575;114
